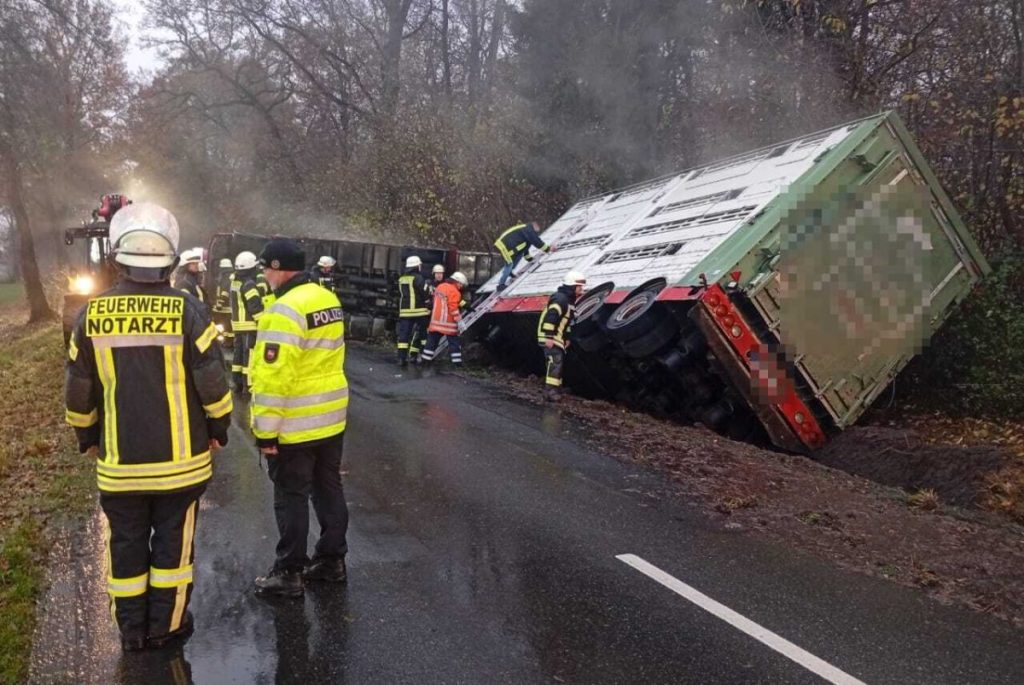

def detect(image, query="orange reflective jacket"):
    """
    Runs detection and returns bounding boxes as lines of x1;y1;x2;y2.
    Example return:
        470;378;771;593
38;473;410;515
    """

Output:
428;281;462;335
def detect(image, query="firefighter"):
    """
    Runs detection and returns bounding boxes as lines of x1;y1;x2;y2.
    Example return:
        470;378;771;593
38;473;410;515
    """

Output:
174;248;207;306
421;271;469;367
256;268;276;310
213;258;234;348
214;258;233;311
250;238;349;597
312;255;339;292
230;251;264;391
396;256;431;366
64;202;231;651
430;263;445;294
494;221;551;291
538;270;586;401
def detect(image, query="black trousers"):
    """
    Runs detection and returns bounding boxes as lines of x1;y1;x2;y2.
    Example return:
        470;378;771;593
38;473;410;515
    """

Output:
100;486;204;641
232;330;256;388
544;346;565;387
396;316;429;362
267;434;349;572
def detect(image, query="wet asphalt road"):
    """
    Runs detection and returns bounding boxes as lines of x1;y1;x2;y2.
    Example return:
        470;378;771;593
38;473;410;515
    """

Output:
29;344;1024;684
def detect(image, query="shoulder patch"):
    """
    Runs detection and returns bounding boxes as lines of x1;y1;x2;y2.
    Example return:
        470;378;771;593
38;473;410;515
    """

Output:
264;343;280;363
306;306;344;329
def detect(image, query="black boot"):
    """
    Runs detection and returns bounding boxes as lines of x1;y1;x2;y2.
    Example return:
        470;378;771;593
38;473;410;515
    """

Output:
254;568;304;598
544;387;561;403
304;557;347;583
147;612;195;650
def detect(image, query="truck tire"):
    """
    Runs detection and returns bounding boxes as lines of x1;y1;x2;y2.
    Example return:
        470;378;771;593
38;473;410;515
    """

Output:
605;278;668;341
606;279;678;358
572;281;615;353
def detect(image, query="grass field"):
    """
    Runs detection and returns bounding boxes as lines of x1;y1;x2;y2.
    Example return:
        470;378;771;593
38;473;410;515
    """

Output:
0;302;93;683
0;282;23;304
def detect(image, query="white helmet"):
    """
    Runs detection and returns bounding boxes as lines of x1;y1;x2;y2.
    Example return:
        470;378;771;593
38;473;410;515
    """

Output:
110;203;179;270
317;255;337;269
405;256;422;269
218;258;232;269
451;271;468;287
563;270;586;287
235;251;259;270
432;264;445;274
181;248;206;271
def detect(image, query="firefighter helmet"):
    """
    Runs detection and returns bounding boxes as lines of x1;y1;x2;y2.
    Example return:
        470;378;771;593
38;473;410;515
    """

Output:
432;264;445;274
317;255;337;268
562;270;586;287
218;258;232;269
451;271;468;287
109;203;180;282
235;251;259;271
405;256;422;269
181;248;206;271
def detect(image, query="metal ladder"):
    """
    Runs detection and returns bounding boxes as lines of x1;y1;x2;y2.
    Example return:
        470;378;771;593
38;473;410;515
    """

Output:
422;200;608;362
459;196;611;335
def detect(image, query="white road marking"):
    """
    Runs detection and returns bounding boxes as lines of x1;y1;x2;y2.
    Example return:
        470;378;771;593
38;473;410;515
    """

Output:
616;554;866;685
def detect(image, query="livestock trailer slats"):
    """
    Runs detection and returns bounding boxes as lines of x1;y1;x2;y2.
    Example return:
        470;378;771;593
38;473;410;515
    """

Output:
474;112;989;451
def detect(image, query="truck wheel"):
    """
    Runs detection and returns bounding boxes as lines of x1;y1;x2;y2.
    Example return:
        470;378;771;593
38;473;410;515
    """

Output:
606;279;678;358
572;281;615;353
605;278;668;342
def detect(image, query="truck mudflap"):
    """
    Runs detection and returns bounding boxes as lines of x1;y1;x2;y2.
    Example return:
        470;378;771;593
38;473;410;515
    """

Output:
693;284;827;452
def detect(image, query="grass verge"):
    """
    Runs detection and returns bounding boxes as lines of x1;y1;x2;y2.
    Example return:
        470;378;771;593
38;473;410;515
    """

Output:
0;303;93;684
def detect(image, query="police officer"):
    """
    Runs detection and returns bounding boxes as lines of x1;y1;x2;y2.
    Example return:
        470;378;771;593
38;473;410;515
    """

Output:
251;238;349;597
538;270;586;401
494;221;551;291
174;248;207;306
64;203;231;651
230;251;264;391
396;256;431;366
421;271;469;366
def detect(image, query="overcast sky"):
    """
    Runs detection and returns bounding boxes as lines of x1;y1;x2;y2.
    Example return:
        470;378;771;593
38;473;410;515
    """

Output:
113;0;164;75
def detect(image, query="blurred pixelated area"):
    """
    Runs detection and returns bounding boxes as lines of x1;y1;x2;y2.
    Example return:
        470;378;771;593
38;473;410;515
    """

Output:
772;181;964;409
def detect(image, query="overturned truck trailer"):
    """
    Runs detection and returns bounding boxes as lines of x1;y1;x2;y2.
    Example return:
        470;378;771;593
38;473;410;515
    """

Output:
471;112;989;452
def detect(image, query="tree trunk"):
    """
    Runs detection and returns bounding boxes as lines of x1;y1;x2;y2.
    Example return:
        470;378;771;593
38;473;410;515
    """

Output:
441;0;453;101
380;0;413;121
2;147;55;322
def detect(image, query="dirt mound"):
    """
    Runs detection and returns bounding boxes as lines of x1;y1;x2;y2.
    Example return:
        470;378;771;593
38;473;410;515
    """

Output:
816;426;1013;508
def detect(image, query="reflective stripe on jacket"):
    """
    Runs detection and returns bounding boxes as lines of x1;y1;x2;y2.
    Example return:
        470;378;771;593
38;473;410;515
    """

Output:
537;286;576;350
428;281;462;335
251;276;348;447
230;270;264;332
398;269;430;318
64;282;231;494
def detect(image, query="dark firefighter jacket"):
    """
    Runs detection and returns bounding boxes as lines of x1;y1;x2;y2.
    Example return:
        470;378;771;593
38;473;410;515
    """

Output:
398;268;431;318
230;269;264;332
537;285;577;350
64;281;232;495
495;223;549;262
174;269;205;305
251;273;349;448
256;271;275;310
214;271;232;313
